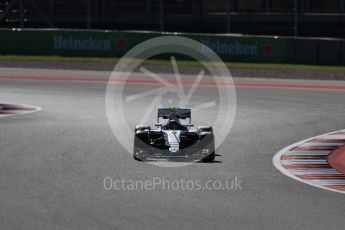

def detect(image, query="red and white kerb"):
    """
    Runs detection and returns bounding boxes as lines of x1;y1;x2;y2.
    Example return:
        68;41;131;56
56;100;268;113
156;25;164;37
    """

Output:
273;130;345;194
0;103;41;118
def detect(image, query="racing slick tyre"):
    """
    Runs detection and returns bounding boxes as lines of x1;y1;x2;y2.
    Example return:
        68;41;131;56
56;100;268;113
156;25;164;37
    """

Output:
133;136;144;161
135;125;150;132
133;129;149;161
202;151;215;162
199;131;216;162
197;126;213;133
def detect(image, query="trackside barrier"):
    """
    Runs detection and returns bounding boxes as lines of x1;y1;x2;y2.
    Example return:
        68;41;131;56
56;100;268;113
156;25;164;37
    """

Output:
0;29;344;65
285;37;345;66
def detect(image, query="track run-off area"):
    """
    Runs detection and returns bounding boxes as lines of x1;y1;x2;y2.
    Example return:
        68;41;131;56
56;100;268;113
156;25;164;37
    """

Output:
1;67;345;230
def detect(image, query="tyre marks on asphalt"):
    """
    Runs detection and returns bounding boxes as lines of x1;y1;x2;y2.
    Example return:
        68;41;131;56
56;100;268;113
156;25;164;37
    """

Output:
0;103;41;118
273;130;345;194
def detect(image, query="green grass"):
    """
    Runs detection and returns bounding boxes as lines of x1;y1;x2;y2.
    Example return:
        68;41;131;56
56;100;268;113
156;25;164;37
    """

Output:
1;55;345;72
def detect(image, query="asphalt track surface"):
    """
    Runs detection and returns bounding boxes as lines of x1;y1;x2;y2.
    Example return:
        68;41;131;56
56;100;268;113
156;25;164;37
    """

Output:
1;67;345;230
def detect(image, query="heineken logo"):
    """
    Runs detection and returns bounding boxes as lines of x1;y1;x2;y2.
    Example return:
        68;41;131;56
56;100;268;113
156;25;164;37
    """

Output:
201;40;258;56
53;35;112;51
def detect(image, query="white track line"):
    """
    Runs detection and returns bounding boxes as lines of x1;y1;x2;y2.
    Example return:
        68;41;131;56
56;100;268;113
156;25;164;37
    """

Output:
283;150;331;155
315;135;345;140
289;169;341;175
300;143;345;147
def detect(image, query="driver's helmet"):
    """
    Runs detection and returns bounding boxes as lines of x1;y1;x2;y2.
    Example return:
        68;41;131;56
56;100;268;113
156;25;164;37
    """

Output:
168;112;181;124
166;112;182;130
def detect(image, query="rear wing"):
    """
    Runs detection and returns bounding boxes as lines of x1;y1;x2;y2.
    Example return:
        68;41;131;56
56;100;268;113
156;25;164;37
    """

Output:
157;108;191;123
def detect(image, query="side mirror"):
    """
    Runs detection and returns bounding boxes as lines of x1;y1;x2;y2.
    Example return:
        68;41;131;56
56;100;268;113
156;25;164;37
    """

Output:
186;124;194;127
155;123;162;127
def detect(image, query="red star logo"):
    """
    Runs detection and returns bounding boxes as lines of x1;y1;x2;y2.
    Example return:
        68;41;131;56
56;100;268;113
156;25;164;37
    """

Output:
262;43;273;54
117;38;126;49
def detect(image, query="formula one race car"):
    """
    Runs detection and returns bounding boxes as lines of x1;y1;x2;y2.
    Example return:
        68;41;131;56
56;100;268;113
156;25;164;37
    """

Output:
133;108;215;162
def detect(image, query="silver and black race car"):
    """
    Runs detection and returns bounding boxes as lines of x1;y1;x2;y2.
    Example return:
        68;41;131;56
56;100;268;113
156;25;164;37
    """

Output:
133;108;215;162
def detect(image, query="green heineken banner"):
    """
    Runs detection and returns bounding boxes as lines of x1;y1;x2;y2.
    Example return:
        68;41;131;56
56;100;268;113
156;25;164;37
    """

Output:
0;29;286;63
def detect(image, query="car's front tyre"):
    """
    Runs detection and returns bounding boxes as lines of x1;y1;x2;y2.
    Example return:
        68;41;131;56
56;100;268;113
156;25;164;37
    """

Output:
202;151;215;162
133;130;148;161
198;129;215;162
